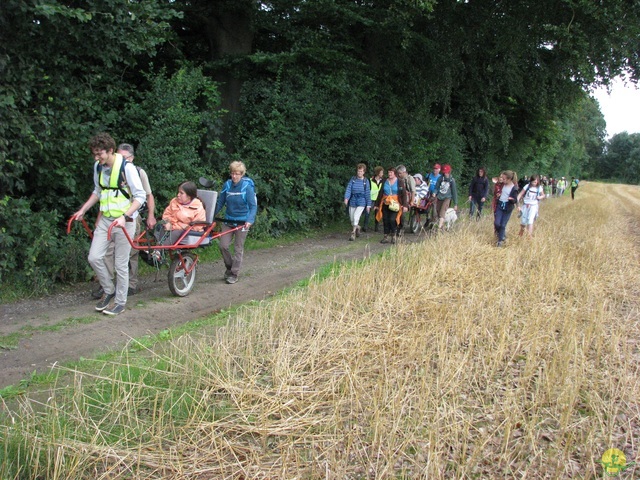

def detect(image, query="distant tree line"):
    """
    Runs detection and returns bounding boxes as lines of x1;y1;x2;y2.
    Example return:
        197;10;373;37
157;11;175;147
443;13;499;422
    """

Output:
1;0;638;292
592;132;640;184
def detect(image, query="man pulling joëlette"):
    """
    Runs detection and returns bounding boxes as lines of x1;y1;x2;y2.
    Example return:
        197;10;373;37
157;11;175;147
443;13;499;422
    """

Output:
72;133;146;316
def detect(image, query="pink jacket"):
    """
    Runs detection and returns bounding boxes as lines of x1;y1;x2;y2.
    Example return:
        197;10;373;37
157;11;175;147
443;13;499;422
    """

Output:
162;197;206;231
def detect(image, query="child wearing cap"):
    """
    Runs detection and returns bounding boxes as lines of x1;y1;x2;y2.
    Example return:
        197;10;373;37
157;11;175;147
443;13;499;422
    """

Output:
426;164;441;195
433;164;458;231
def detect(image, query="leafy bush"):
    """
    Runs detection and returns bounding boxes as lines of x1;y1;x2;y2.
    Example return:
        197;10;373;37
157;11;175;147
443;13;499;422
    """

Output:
123;66;225;208
0;197;92;296
229;67;464;234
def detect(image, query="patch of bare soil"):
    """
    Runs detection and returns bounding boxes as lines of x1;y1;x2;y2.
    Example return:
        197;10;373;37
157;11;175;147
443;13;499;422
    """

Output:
0;230;424;388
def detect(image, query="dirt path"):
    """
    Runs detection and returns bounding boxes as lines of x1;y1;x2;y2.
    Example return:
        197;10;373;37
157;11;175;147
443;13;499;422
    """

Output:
0;230;424;388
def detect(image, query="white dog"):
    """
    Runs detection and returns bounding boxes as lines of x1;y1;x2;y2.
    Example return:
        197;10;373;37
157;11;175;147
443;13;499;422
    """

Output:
444;207;458;230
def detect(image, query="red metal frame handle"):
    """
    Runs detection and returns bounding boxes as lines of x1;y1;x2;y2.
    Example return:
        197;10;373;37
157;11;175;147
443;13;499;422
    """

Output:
107;221;130;242
66;216;93;239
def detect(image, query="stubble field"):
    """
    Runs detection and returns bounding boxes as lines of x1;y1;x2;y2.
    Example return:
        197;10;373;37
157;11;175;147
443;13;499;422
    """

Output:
1;181;639;479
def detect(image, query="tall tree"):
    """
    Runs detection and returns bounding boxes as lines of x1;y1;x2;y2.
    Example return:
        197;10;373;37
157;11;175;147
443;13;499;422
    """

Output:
0;0;180;208
600;132;640;183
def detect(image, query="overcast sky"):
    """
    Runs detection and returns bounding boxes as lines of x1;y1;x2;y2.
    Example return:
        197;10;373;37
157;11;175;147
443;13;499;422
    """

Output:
591;77;640;138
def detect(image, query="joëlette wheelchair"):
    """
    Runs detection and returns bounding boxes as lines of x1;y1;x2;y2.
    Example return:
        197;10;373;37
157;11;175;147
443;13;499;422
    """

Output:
407;195;436;234
68;178;244;297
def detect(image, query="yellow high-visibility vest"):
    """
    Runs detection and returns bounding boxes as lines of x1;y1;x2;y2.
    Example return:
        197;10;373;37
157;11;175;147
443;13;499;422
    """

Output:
99;154;131;217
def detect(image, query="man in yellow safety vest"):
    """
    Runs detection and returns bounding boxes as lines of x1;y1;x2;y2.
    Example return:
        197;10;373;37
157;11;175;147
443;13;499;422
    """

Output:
72;132;146;316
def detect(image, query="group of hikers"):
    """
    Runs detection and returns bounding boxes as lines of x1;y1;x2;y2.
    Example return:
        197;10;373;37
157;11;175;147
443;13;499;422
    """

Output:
343;163;580;247
344;163;458;244
71;131;579;317
71;133;257;316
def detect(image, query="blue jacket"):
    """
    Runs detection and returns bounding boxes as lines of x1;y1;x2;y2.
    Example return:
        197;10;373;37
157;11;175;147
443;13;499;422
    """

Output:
344;176;371;208
215;177;258;224
426;172;441;194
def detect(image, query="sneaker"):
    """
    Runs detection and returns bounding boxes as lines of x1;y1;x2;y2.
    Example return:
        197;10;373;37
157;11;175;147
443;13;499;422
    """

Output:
349;233;355;241
224;269;233;279
497;241;504;247
355;227;361;237
127;287;138;296
91;286;105;300
103;304;125;316
226;275;238;284
95;293;115;311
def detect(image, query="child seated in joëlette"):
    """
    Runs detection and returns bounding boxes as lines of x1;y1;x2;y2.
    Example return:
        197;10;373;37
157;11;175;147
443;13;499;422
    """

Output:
161;181;206;244
413;173;431;208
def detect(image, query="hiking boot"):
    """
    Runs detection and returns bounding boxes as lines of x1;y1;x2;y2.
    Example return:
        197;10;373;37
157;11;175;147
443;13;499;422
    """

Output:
349;232;355;241
497;241;504;247
226;275;238;284
103;304;125;316
95;293;115;311
380;235;389;244
374;224;379;232
127;287;138;296
355;226;361;237
91;286;104;300
224;269;233;279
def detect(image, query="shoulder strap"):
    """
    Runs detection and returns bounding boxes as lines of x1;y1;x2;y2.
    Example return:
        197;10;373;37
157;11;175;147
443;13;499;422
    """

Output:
241;177;255;191
240;177;253;205
118;160;131;199
97;156;130;199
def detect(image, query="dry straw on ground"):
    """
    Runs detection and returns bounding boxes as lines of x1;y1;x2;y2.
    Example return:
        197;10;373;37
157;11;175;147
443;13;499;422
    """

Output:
2;182;640;479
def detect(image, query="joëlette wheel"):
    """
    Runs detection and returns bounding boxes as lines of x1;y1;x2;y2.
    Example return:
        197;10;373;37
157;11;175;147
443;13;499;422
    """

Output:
168;253;196;297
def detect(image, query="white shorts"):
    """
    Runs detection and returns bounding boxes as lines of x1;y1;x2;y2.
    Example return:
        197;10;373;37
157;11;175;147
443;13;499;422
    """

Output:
520;203;539;225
